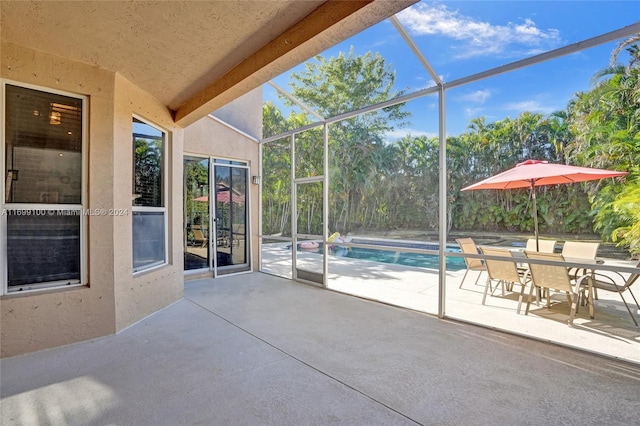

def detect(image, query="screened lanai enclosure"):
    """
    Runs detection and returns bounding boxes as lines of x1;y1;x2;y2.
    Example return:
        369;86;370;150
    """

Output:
258;1;640;362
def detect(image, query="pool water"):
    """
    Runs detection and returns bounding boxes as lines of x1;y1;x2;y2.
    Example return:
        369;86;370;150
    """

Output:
296;242;466;271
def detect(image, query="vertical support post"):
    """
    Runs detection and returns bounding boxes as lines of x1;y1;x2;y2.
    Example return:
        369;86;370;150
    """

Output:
438;86;447;319
323;123;329;288
291;133;297;280
210;158;217;278
257;142;263;271
530;181;539;251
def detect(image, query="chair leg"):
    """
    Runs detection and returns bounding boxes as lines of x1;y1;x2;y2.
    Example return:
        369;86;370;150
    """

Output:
516;283;527;314
619;292;639;327
626;288;640;311
568;292;578;326
473;271;482;286
587;278;595;319
482;277;492;305
459;270;470;289
525;284;536;315
566;292;573;309
505;280;516;292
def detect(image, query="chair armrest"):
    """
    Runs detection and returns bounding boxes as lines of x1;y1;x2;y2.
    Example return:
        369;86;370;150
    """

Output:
592;271;625;282
590;271;627;291
574;273;593;289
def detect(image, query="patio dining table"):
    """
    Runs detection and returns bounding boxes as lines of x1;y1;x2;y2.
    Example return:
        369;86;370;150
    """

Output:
480;248;605;317
508;248;604;272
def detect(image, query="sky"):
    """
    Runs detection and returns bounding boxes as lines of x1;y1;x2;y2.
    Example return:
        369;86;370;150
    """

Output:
263;1;639;139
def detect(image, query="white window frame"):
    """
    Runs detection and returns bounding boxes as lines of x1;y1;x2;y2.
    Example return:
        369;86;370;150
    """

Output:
1;80;88;295
132;115;169;274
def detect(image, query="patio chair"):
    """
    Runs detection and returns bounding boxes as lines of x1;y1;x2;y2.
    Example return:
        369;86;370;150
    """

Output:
456;238;487;289
588;262;640;326
561;241;599;280
561;241;599;258
524;251;591;326
191;225;208;248
525;238;557;253
232;223;245;246
480;246;531;313
519;239;557;279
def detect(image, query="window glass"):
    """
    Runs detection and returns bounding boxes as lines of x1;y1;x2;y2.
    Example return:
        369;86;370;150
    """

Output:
7;212;81;288
5;84;83;204
132;211;166;272
184;156;210;271
133;117;164;207
212;159;247;166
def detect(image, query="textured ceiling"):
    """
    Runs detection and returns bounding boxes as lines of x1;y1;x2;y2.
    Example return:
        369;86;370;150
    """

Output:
1;1;416;125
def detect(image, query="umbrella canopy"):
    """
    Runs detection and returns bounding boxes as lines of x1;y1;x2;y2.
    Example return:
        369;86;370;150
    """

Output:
461;160;628;250
216;191;245;204
462;159;628;190
193;192;245;204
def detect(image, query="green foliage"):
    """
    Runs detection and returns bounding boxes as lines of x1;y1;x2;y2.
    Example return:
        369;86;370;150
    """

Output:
610;171;640;256
565;42;640;252
261;44;640;256
134;138;163;206
184;160;209;231
287;47;410;234
261;134;292;236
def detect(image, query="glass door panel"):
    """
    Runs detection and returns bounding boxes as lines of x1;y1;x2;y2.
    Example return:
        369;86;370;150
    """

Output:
214;164;248;270
295;180;324;285
184;157;210;271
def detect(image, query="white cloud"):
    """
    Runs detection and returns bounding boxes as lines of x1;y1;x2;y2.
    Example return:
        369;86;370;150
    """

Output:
459;89;492;104
464;107;484;117
412;80;438;91
385;128;437;142
504;100;556;114
397;4;562;59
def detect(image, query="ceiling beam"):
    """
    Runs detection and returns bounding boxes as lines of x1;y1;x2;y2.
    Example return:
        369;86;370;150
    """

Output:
175;0;415;126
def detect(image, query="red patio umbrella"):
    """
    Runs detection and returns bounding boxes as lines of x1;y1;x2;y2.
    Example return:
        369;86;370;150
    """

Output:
216;191;245;204
193;192;245;204
461;159;628;250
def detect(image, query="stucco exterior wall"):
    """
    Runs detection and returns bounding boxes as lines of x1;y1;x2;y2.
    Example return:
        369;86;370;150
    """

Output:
0;43;184;357
1;43;117;357
184;99;261;271
112;74;184;332
211;89;262;139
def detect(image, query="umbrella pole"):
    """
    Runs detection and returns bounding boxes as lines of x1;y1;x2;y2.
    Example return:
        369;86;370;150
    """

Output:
530;181;539;251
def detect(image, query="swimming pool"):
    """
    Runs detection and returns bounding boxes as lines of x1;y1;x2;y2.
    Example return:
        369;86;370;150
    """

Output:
296;240;466;271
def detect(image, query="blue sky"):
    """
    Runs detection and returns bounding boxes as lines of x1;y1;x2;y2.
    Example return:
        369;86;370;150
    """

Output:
264;1;639;138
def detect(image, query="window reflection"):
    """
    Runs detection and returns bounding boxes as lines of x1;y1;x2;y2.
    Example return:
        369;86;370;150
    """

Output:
133;118;164;207
4;84;83;204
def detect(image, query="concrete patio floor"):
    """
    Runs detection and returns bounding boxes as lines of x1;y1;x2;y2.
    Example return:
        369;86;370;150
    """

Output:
261;243;640;364
2;272;640;425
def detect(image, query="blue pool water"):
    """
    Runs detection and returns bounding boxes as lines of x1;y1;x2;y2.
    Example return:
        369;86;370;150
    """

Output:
295;240;466;271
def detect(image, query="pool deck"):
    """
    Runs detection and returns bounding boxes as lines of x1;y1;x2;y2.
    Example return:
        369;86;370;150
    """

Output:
261;242;640;364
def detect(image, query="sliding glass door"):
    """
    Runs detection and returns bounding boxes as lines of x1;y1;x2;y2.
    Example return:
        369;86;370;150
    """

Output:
184;156;249;275
213;162;248;272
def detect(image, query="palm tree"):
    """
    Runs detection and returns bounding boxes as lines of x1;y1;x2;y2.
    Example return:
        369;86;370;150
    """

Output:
610;35;640;67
